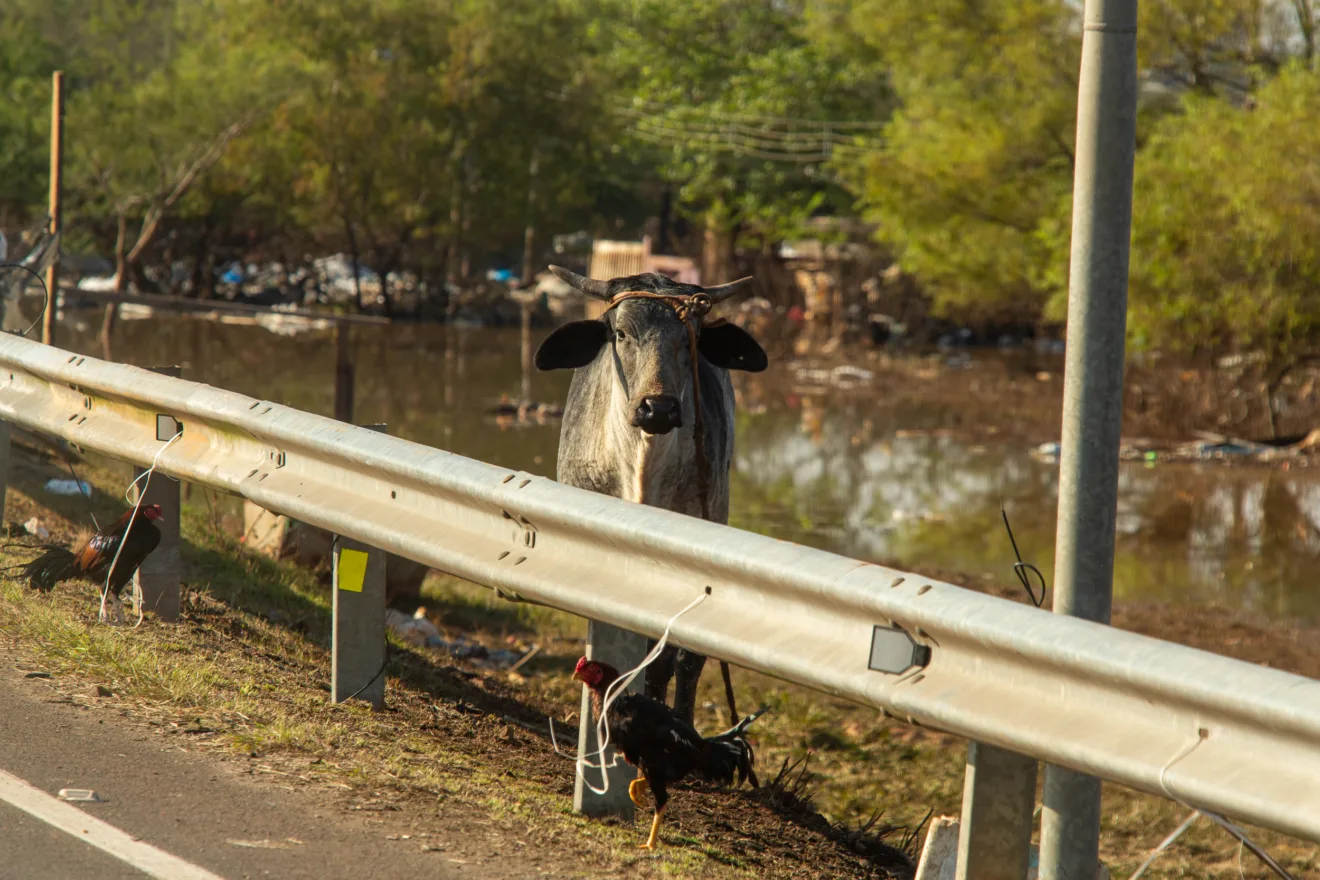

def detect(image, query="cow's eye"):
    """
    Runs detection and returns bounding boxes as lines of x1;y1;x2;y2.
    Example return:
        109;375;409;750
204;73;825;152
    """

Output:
616;329;627;342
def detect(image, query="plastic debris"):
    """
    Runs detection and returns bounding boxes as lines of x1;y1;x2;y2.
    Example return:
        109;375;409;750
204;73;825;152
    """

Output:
58;789;103;803
43;478;92;496
1030;442;1061;464
385;607;441;647
23;517;51;540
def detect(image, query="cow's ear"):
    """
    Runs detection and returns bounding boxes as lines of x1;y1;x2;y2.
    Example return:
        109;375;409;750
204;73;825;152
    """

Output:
699;322;768;372
535;320;609;370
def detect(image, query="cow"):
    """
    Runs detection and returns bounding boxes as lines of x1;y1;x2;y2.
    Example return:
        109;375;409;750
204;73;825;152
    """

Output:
534;266;768;725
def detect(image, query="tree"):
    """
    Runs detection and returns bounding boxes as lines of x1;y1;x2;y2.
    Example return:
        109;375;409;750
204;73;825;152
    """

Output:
65;0;296;302
844;0;1081;323
1123;65;1320;426
607;0;891;280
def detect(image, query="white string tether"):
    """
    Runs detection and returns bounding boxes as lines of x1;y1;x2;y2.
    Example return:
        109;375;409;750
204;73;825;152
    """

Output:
1138;728;1298;880
99;430;184;626
550;590;710;797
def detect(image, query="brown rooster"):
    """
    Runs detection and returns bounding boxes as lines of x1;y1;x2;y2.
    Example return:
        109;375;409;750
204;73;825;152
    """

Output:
13;505;164;622
573;656;765;850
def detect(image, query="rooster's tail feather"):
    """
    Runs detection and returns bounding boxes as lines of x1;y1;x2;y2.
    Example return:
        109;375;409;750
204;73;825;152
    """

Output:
14;546;79;593
699;707;768;789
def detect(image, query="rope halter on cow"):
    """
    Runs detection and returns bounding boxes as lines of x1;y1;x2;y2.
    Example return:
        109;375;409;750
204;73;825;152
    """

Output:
547;266;755;522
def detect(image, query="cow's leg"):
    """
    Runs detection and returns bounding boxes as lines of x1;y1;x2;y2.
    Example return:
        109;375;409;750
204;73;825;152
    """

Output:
643;640;676;703
671;649;708;725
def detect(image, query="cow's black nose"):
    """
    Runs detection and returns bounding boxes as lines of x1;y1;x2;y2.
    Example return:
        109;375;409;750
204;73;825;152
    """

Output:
633;395;682;434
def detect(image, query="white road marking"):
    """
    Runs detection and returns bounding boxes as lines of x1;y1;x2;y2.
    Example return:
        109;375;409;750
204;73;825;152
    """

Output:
0;768;227;880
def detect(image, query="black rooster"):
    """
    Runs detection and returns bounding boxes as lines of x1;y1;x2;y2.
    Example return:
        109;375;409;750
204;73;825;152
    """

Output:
572;656;766;850
13;505;163;621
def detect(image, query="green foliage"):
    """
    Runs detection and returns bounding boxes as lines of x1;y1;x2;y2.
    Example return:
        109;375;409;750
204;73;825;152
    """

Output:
1124;65;1320;364
0;0;1317;365
843;0;1080;321
608;0;892;248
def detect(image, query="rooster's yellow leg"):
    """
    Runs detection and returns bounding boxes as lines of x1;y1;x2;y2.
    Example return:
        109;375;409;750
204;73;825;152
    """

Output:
640;808;663;850
628;774;650;808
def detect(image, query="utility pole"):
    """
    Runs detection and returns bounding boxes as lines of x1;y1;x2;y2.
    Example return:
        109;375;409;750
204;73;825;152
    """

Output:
43;71;64;346
1040;0;1139;877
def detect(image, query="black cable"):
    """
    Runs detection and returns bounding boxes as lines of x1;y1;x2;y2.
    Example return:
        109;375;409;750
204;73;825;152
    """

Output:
339;640;392;703
63;457;101;530
0;261;50;339
1001;505;1047;607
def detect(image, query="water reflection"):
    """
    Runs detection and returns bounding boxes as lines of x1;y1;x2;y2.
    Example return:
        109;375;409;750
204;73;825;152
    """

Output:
730;396;1320;623
64;316;1320;622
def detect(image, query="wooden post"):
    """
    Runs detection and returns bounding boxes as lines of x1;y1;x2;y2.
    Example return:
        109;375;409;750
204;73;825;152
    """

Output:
42;71;64;347
334;321;353;423
521;149;538;286
131;365;183;622
331;423;387;710
520;300;533;403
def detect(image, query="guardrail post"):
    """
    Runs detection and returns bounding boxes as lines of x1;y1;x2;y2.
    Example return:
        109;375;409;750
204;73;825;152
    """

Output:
131;365;182;622
955;742;1038;879
1041;0;1138;875
573;621;647;818
0;419;10;522
331;423;387;710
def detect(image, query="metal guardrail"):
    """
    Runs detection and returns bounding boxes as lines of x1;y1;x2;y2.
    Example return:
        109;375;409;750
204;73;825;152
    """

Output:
1;330;1318;845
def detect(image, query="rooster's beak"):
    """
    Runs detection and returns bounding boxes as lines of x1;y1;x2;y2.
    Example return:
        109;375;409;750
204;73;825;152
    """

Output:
571;670;583;683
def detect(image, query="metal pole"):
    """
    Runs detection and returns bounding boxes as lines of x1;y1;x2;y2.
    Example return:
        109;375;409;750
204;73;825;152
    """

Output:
42;71;64;347
1041;0;1139;876
131;365;182;622
954;742;1038;880
332;423;387;711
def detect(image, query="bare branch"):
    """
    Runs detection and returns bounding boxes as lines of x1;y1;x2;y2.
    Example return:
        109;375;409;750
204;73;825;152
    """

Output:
126;119;249;265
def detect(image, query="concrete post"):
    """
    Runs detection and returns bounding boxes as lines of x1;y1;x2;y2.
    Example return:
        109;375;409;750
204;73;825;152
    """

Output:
331;423;387;710
955;742;1038;880
132;365;182;622
573;620;647;818
0;420;10;524
332;535;387;710
1041;0;1139;876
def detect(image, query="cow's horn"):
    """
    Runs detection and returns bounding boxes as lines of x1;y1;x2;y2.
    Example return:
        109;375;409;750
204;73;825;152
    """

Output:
704;276;755;304
548;265;612;301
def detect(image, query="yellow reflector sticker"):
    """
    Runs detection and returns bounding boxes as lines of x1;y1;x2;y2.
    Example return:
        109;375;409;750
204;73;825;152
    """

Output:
337;548;369;592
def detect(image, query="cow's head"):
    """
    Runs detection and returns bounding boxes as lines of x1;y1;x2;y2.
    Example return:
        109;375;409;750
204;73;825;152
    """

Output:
535;267;767;436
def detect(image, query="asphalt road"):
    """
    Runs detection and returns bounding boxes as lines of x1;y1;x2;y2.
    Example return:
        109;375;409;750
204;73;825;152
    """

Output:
0;669;474;880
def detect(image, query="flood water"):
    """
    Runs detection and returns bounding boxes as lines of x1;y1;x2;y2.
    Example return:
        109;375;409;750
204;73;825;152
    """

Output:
64;315;1320;624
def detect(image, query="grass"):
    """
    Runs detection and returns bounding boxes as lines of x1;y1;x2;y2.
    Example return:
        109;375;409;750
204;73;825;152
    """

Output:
2;439;1319;877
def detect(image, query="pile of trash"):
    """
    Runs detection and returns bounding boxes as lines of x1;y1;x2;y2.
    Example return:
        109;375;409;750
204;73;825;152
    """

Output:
1030;430;1320;466
384;607;525;670
485;395;564;427
788;361;877;392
